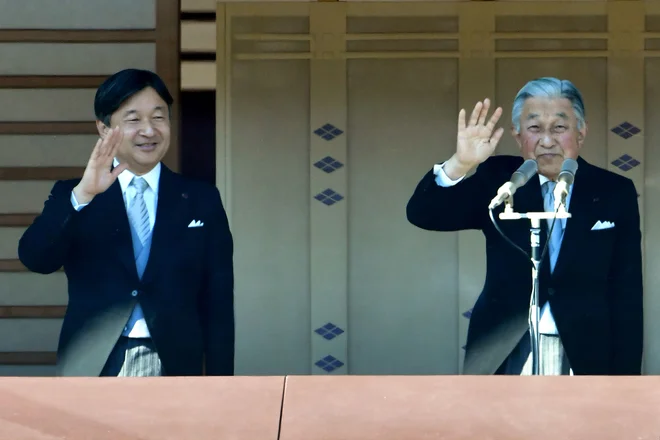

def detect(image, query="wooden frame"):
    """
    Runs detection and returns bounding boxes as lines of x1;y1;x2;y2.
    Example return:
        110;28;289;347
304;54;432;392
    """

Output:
213;0;650;374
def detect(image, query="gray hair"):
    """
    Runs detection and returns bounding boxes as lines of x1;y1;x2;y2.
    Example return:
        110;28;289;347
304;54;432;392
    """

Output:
511;77;586;132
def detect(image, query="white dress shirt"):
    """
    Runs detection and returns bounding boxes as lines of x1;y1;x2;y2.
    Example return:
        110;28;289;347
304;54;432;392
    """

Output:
432;162;573;336
71;158;162;338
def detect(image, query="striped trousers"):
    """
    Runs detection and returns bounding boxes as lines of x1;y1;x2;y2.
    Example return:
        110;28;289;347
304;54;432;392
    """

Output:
502;332;573;375
100;336;164;377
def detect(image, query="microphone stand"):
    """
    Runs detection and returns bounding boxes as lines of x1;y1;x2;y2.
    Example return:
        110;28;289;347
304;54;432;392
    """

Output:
498;199;571;375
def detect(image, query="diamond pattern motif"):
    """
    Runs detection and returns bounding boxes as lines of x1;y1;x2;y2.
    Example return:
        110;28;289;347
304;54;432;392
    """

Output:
314;322;345;340
313;156;344;173
314;189;344;206
462;308;472;319
315;355;344;373
314;123;344;141
611;154;641;172
611;122;641;140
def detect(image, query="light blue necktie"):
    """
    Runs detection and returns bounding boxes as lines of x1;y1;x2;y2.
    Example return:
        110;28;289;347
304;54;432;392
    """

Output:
542;181;564;273
126;177;152;278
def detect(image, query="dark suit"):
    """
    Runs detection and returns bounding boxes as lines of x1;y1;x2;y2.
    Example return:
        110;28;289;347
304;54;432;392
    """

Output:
18;165;234;377
406;155;643;375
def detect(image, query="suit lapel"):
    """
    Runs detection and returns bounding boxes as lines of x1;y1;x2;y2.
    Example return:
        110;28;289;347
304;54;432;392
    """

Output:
140;166;189;284
511;174;544;217
100;181;140;280
491;173;544;253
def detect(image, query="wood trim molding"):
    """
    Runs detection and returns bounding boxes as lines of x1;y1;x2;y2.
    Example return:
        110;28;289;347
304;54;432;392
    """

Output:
181;12;216;21
0;352;56;365
0;260;63;272
181;52;216;61
0;30;156;43
0;167;84;181
0;214;37;227
157;0;182;173
0;306;66;319
0;122;97;135
0;76;107;89
0;260;28;272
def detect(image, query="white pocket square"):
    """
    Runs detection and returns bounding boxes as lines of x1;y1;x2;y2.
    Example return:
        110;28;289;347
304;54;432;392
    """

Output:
188;220;204;228
591;220;614;230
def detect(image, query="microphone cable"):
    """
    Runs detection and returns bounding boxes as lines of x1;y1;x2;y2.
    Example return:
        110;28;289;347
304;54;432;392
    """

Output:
488;204;560;270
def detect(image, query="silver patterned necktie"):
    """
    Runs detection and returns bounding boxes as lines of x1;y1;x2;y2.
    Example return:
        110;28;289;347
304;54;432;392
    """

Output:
126;177;152;280
542;181;564;273
127;177;150;247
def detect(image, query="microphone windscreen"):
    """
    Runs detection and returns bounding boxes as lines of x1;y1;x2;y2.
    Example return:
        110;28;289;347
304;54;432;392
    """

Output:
560;158;578;176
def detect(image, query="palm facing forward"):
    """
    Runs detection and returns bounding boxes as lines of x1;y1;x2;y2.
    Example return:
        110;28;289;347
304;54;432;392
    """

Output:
455;98;505;168
74;127;129;204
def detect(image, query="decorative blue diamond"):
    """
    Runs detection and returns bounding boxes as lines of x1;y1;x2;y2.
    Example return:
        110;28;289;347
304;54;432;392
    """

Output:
313;156;344;173
314;322;345;340
315;355;344;373
314;188;344;206
314;123;344;141
462;308;472;319
611;122;641;139
611;154;641;172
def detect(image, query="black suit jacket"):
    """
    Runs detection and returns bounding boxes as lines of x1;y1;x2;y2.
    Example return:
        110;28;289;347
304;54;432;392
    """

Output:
18;165;235;377
406;155;643;375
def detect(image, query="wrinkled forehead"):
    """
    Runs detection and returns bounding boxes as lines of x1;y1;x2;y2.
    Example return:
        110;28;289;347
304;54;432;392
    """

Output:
521;97;576;122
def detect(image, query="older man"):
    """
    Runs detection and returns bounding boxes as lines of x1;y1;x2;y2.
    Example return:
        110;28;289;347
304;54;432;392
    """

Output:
406;77;643;375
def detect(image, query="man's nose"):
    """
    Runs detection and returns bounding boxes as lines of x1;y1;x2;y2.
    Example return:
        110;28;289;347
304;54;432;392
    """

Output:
539;134;554;147
139;123;155;136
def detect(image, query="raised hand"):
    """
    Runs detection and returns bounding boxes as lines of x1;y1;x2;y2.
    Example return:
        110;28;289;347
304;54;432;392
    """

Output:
455;99;504;168
73;127;129;204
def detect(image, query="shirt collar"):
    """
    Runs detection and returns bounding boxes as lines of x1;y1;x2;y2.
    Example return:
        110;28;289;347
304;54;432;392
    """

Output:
538;173;576;195
113;158;161;194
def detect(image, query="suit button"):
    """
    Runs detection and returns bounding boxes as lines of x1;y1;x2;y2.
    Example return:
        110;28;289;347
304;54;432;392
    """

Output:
131;290;138;297
548;288;556;296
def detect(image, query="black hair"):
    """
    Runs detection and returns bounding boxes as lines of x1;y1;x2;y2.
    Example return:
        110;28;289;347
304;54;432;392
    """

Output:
94;68;174;126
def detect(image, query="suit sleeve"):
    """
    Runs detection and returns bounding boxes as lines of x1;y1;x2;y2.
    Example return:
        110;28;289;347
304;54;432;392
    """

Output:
201;186;235;375
608;178;643;375
17;180;79;274
406;165;491;232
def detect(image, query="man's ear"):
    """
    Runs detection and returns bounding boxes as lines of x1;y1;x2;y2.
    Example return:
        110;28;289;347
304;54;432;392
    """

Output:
96;120;109;138
511;125;522;151
577;122;588;150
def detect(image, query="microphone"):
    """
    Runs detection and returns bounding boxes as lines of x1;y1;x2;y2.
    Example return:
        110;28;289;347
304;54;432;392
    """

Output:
553;158;578;210
488;159;539;210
